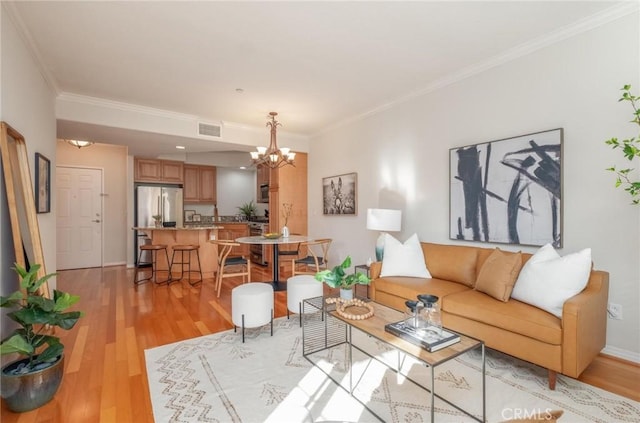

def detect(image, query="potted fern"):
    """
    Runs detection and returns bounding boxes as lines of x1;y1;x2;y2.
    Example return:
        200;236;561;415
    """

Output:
315;256;370;300
237;200;257;221
1;264;83;412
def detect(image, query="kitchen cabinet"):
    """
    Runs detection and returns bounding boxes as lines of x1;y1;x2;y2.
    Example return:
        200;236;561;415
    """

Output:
269;152;308;236
134;158;184;183
216;223;249;257
256;164;270;203
184;164;217;203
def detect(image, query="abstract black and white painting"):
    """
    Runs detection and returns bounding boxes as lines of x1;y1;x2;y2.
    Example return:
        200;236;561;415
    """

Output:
323;172;357;215
450;128;562;247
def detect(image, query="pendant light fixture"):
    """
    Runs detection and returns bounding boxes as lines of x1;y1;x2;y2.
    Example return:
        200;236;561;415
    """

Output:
250;112;295;169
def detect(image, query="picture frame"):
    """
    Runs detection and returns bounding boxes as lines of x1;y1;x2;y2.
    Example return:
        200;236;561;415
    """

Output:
449;128;563;247
35;152;51;214
192;213;201;222
322;172;357;215
184;209;195;222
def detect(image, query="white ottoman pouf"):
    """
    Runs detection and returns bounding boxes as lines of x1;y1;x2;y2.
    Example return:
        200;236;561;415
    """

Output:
287;275;324;326
232;282;274;342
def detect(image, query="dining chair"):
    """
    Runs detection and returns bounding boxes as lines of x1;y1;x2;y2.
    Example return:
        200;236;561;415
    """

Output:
291;238;332;276
210;240;252;297
277;234;302;276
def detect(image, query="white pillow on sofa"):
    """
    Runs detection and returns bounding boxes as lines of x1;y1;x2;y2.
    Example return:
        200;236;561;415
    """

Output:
380;233;431;278
511;243;592;318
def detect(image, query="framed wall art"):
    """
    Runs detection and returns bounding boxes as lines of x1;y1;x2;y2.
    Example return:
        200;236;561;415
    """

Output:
322;172;357;215
450;128;563;247
35;152;51;214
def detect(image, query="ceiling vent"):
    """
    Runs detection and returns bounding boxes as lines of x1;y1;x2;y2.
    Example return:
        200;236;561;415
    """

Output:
197;122;222;139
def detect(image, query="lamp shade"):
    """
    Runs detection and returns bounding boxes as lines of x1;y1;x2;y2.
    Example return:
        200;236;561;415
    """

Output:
366;208;402;232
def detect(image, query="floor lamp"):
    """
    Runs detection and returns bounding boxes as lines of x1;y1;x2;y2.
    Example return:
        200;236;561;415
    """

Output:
366;208;402;261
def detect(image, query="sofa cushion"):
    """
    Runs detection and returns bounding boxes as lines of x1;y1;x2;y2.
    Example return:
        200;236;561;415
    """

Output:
374;276;469;305
443;290;562;345
422;243;478;287
474;248;523;301
511;244;592;318
380;233;431;278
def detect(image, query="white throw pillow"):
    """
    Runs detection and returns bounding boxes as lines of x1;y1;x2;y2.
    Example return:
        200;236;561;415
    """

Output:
380;233;431;278
511;243;592;318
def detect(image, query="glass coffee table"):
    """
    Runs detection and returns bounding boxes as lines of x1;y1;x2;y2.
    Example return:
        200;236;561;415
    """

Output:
302;296;485;422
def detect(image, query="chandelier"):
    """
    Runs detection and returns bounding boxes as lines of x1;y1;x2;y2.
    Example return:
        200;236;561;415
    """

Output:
250;112;295;169
65;139;94;149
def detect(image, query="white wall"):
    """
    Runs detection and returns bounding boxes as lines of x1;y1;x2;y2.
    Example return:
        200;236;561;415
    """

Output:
215;167;263;216
1;6;57;332
308;13;640;360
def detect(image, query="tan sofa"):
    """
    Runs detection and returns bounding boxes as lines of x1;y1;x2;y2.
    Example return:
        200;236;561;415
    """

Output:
369;242;609;389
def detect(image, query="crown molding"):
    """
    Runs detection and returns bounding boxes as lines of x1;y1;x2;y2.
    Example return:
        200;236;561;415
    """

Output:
57;92;203;122
3;1;60;95
57;92;308;142
316;2;640;137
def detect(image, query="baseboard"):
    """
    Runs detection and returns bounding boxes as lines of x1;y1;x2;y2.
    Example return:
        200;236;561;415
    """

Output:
103;261;126;267
601;345;640;364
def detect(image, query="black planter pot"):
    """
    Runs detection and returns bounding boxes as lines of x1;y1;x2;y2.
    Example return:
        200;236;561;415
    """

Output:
1;354;64;413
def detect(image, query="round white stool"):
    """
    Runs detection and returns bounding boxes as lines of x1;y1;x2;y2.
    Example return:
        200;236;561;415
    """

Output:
232;282;274;342
287;275;324;326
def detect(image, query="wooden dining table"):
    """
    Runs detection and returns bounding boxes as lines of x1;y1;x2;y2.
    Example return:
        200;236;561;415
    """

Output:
235;235;313;291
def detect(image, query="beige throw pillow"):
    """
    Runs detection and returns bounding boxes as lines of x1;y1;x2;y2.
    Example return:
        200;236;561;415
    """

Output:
475;248;523;302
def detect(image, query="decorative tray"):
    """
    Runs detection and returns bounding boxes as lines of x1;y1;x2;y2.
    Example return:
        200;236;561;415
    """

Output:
262;233;282;239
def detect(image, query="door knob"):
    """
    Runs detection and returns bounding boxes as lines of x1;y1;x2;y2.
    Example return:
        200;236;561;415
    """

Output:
92;219;101;223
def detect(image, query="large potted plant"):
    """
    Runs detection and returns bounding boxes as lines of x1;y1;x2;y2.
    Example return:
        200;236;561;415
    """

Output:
315;256;370;299
605;84;640;204
0;264;83;412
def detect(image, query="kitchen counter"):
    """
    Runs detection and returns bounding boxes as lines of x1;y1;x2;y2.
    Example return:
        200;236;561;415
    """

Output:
133;226;221;277
133;226;223;231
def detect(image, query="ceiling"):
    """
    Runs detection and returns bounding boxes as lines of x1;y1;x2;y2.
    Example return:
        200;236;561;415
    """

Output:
8;1;624;156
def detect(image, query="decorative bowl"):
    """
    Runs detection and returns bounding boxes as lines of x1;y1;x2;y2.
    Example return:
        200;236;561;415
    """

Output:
263;233;282;239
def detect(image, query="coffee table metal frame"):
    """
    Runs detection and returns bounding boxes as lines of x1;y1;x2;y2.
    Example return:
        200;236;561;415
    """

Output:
302;295;486;422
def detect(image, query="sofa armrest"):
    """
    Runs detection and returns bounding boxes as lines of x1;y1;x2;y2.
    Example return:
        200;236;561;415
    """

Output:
561;269;609;378
368;261;382;300
370;261;382;279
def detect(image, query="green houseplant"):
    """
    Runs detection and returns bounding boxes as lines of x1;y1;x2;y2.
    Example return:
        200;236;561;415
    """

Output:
237;200;257;220
1;264;83;412
315;256;370;299
605;85;640;205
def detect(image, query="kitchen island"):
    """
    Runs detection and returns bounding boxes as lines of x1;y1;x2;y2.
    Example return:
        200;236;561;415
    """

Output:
133;226;222;278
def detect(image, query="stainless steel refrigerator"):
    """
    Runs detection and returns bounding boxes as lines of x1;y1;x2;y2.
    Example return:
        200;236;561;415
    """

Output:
134;185;183;264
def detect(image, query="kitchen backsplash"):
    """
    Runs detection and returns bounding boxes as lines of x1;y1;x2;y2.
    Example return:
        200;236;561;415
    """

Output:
184;215;250;226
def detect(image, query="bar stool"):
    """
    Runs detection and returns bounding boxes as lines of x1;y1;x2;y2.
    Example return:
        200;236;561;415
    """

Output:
169;244;202;285
133;244;170;285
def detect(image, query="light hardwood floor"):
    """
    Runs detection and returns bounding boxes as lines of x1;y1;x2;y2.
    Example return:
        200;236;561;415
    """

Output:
1;265;638;422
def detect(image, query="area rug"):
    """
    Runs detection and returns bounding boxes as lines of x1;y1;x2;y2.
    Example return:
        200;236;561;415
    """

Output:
145;317;639;422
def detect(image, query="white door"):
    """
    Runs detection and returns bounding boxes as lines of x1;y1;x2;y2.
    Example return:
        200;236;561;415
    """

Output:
56;167;103;269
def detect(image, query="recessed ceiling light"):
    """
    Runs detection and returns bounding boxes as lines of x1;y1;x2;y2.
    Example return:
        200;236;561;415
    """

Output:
239;166;247;170
176;145;186;150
